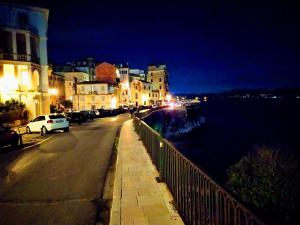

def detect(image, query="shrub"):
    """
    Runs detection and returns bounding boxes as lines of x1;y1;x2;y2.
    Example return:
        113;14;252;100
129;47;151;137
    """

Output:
227;146;300;225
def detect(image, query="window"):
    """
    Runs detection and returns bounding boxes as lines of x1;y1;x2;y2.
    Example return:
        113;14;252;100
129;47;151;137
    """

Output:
69;82;71;86
33;116;45;122
0;31;13;53
159;86;162;89
16;33;26;54
151;79;153;83
159;78;161;82
149;93;151;97
135;93;138;99
148;86;150;90
144;85;146;90
49;115;65;119
151;73;153;76
101;86;105;92
30;36;38;59
135;86;138;90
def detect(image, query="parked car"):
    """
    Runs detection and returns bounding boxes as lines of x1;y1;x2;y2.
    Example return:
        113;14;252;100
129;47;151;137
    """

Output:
0;124;19;148
86;111;95;120
26;114;69;134
91;110;100;117
65;112;84;124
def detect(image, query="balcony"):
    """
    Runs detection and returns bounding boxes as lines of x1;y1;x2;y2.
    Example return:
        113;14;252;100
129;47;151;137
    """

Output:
0;52;39;64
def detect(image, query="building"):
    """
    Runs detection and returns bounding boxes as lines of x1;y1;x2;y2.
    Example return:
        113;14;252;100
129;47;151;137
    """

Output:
147;64;169;104
54;71;90;101
73;81;118;110
129;69;146;82
48;67;65;106
130;79;154;106
67;57;95;81
0;2;50;119
116;64;130;106
95;62;119;85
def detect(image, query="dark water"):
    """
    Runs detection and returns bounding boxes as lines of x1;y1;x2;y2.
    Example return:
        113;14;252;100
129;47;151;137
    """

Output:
167;99;300;184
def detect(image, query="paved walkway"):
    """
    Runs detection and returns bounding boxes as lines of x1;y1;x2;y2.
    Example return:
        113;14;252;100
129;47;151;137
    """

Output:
110;120;184;225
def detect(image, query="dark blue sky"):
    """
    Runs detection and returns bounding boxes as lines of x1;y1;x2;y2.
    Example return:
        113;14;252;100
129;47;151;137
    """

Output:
14;0;300;93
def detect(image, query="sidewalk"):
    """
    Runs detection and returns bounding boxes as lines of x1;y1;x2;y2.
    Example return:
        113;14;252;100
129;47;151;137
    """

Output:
110;119;184;225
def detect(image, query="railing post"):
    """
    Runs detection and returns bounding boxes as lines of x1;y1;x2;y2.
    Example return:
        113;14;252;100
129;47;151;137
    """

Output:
156;139;164;182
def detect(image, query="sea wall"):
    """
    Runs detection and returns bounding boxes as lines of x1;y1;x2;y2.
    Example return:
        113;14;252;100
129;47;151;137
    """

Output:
143;106;205;137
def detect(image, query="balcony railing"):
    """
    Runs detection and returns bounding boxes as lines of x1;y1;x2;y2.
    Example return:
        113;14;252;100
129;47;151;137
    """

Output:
0;52;39;64
133;116;265;225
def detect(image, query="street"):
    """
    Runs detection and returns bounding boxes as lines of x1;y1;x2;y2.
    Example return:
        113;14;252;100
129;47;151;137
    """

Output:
0;114;129;225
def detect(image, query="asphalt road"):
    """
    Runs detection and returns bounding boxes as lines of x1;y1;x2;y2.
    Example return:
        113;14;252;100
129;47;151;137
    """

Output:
0;113;129;225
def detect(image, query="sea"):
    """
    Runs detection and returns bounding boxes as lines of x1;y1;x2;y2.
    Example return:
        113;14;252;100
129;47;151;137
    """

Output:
164;99;300;184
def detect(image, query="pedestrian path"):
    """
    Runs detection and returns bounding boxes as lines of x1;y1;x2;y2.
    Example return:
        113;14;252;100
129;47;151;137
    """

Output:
110;119;184;225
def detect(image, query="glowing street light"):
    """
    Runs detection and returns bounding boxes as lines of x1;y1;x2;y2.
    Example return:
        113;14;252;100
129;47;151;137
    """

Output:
166;94;172;101
49;88;58;95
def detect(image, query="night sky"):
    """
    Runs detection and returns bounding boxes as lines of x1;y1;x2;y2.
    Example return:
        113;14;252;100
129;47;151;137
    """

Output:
10;0;300;93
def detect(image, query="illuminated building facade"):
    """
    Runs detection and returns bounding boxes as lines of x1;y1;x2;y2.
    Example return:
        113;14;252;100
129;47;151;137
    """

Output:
62;71;89;102
95;62;118;85
117;64;130;106
147;64;169;104
130;79;154;106
48;67;65;106
73;81;119;110
0;2;50;119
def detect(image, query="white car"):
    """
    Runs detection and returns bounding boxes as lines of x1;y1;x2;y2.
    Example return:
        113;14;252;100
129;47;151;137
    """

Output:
91;110;100;116
26;114;69;134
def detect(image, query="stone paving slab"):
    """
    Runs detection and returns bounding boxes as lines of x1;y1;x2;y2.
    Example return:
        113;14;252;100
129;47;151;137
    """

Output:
110;119;184;225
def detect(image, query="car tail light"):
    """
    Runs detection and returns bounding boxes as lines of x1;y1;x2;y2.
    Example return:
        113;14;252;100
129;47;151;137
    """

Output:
47;120;53;123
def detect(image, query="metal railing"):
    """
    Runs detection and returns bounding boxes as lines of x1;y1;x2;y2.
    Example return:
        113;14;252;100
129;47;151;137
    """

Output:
133;116;265;225
0;52;39;64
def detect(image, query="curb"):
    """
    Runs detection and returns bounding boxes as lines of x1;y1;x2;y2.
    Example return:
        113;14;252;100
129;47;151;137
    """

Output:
95;126;122;225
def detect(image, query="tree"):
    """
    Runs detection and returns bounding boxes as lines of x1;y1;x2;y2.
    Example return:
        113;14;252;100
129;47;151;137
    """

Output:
227;146;300;225
0;98;25;112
